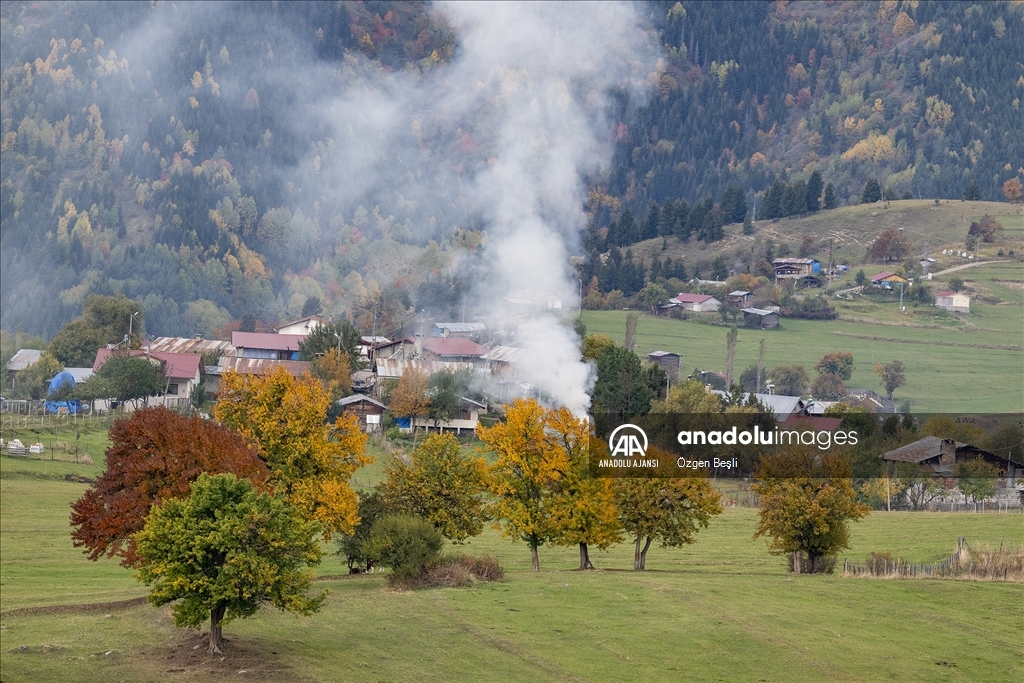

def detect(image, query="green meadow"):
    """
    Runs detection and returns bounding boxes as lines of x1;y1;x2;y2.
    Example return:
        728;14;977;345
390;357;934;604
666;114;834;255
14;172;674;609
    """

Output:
2;452;1022;683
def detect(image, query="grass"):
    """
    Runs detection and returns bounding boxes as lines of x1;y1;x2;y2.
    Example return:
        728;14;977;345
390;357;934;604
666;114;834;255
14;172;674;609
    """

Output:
580;309;1024;413
2;454;1023;682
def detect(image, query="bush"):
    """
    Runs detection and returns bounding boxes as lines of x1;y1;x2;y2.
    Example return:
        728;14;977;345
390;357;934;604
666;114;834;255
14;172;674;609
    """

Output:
399;554;505;589
362;514;443;579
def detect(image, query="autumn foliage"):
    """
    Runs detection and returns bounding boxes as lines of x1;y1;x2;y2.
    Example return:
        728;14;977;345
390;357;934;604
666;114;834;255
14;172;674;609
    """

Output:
214;366;370;538
70;407;269;568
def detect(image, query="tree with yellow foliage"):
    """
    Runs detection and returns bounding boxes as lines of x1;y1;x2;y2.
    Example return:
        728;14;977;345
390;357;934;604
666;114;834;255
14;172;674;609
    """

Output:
546;410;622;570
378;432;489;542
389;367;430;443
214;366;370;538
477;399;570;571
308;347;351;401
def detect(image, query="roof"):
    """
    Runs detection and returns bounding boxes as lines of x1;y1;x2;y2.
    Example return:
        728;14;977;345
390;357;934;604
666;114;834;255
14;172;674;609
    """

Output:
231;331;305;352
422;337;488;357
433;322;486;333
6;349;42;372
375;359;474;379
714;391;805;420
935;291;966;298
460;396;486;408
870;272;909;282
481;345;532;364
146;336;234;356
360;336;391;345
883;436;961;463
63;367;94;383
741;308;777;316
337;394;386;409
212;357;310;377
778;415;843;431
728;290;751;297
503;290;561;305
92;349;201;380
274;315;325;332
672;293;715;304
648;350;680;358
773;258;818;265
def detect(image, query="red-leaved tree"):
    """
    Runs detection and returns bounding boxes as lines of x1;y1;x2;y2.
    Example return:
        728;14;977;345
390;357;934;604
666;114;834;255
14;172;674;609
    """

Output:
70;407;269;567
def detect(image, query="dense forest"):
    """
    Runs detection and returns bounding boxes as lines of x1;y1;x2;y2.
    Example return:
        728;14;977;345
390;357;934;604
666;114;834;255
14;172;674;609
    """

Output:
1;1;1022;339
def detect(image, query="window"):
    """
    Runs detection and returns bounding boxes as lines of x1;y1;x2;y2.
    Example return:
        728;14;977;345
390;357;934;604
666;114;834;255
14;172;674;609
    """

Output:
167;383;179;395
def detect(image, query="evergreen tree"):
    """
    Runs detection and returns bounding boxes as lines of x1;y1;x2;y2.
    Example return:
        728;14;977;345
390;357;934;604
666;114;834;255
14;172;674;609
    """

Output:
823;183;837;210
963;180;981;201
806;171;823;212
861;178;882;204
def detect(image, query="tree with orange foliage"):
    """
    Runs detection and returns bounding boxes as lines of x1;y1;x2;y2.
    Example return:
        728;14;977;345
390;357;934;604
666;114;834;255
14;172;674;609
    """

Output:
477;398;569;571
70;407;269;568
1003;177;1022;204
214;366;370;538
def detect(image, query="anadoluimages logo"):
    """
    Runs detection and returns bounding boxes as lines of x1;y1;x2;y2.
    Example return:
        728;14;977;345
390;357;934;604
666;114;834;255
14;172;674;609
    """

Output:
608;424;648;458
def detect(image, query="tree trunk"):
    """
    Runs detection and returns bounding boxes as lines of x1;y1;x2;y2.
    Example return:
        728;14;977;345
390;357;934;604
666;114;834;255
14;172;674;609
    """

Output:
792;551;802;574
530;543;540;571
633;535;642;570
639;536;652;571
208;602;227;655
578;542;594;570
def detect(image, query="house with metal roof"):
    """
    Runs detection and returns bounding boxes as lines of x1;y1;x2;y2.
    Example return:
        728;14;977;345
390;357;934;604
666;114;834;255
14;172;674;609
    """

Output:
741;308;780;328
92;348;203;410
670;293;721;312
432;322;486;338
421;337;488;364
935;290;970;312
231;331;305;360
274;315;325;336
883;435;1021;483
5;349;42;386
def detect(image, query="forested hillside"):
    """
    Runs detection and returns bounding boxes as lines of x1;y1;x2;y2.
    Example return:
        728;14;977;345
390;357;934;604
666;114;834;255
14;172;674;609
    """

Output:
1;1;1022;339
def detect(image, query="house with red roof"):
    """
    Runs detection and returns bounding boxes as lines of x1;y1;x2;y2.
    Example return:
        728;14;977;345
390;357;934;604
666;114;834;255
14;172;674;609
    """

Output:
935;290;969;312
231;331;305;360
669;293;721;312
420;337;488;365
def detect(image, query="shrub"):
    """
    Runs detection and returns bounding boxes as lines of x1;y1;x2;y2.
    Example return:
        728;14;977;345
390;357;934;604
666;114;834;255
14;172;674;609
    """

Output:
362;514;443;579
397;554;505;589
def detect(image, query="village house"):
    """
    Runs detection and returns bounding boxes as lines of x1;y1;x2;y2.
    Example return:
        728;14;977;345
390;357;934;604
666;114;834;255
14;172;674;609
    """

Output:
647;350;681;375
370;337;416;362
935;290;970;312
481;345;532;384
773;258;822;287
883;435;1020;487
726;290;751;306
741;308;780;329
147;336;235;357
92;348;202;410
502;289;563;313
203;357;310;397
274;315;325;336
336;394;386;432
231;331;305;360
670;293;721;312
421;337;488;365
870;271;911;289
406;396;486;435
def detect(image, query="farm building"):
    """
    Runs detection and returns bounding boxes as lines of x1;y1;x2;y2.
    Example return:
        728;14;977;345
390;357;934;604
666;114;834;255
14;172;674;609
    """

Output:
274;315;324;336
374;359;475;381
147;336;234;357
741;308;780;328
336;394;386;432
204;357;310;396
870;272;910;288
421;337;488;364
5;349;41;386
670;293;721;312
883;435;1021;485
647;351;681;374
727;290;751;306
935;290;970;312
371;337;416;361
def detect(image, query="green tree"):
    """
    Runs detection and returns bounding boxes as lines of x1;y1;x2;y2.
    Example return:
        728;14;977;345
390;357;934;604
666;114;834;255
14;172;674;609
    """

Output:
810;373;847;400
823;182;837;210
593;345;654;416
854;269;867;287
954;459;1000;510
135;473;325;654
378;433;488;542
752;447;870;573
426;368;464;427
11;352;63;400
806;171;823;212
581;334;617;361
48;295;144;367
297;320;363;368
362;514;444;579
814;352;855;380
337;490;390;572
239;312;257;332
873;359;906;400
861;178;882;203
767;364;810;396
948;276;964;292
963;180;982;201
637;282;670;311
301;295;324;317
616;464;723;570
94;353;165;409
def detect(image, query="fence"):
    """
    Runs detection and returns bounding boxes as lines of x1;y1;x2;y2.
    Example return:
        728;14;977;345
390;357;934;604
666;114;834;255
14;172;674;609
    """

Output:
843;537;971;578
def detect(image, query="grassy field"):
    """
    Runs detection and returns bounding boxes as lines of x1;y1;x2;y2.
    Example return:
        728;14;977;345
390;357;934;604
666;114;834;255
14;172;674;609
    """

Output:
2;453;1022;683
579;305;1024;413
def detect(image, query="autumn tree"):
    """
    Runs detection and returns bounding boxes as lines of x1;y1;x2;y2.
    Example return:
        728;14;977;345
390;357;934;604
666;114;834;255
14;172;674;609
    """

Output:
868;228;912;262
752;446;870;573
389;367;430;441
378;433;489;542
70;407;269;567
767;364;810;396
967;215;1004;243
136;473;324;654
477;398;569;571
546;411;622;569
616;458;723;570
814;352;854;381
581;334;616;361
860;465;908;511
1003;177;1023;203
873;359;906;400
308;347;351;401
810;373;847;400
214;366;370;538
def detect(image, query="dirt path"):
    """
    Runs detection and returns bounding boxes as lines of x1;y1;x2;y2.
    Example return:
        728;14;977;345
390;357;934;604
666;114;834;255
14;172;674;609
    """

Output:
931;260;1005;276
